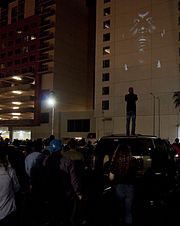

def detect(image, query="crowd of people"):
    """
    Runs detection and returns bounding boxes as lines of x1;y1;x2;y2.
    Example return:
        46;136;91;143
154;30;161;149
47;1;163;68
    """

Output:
0;135;180;226
0;136;94;226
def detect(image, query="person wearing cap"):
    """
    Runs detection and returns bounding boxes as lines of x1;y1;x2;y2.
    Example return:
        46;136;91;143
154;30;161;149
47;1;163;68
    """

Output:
125;87;138;136
45;139;82;226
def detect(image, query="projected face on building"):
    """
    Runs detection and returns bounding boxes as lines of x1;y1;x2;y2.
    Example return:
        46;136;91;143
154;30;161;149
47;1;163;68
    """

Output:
130;11;156;53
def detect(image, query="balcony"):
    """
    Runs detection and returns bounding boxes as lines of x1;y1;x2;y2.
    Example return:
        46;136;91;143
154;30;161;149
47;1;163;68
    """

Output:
40;0;55;8
39;43;54;52
39;31;54;41
39;54;53;63
38;66;54;74
40;8;55;18
40;20;54;30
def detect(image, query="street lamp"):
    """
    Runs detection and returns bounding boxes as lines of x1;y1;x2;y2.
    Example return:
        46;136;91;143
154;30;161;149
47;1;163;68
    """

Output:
47;92;56;135
156;96;160;138
150;93;156;136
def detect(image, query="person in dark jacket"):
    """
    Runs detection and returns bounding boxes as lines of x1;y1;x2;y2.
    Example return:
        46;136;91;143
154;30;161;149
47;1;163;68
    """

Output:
45;139;82;226
125;87;138;135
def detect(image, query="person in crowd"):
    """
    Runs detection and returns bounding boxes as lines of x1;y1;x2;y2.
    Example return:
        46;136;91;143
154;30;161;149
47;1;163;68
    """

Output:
151;138;169;174
0;149;20;226
63;138;85;163
125;87;138;136
172;138;180;159
49;134;55;143
62;138;86;224
109;144;136;226
24;139;45;224
25;139;44;187
45;139;83;226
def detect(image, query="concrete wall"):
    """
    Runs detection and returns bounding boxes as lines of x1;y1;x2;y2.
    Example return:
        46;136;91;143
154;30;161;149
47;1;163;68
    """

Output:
54;0;93;112
95;0;180;142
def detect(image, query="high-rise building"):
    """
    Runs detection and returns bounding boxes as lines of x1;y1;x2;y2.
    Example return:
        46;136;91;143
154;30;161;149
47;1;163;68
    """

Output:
95;0;180;142
0;0;95;141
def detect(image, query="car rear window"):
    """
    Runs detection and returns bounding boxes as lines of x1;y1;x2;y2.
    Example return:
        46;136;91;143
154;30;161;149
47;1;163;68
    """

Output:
95;138;155;156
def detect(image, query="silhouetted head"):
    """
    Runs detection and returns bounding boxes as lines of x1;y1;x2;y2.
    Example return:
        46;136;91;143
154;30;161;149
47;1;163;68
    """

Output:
128;87;134;93
175;138;179;144
68;138;78;150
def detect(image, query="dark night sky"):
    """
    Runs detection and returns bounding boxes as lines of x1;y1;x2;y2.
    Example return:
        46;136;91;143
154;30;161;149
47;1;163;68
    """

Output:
0;0;96;8
0;0;14;7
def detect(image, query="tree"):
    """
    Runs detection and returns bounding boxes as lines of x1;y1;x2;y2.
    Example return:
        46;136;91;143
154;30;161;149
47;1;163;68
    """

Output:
173;91;180;108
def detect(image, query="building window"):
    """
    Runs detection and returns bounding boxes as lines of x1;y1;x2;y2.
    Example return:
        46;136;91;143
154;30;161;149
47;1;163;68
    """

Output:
30;56;36;62
8;40;13;46
11;6;17;17
104;7;110;16
1;43;6;49
103;33;110;41
15;59;20;65
102;72;110;81
103;46;110;55
30;35;37;40
40;113;49;123
30;45;36;50
1;53;6;58
18;15;24;20
104;0;110;3
31;23;37;28
15;49;21;54
22;58;28;64
7;61;12;67
1;33;6;39
8;51;13;56
0;63;5;69
22;46;29;53
67;119;90;132
102;100;109;110
9;31;14;36
22;68;27;73
24;36;29;41
179;2;180;10
102;87;109;95
16;38;21;44
16;28;22;34
24;25;29;31
29;66;35;72
103;59;110;68
11;18;17;24
104;20;110;29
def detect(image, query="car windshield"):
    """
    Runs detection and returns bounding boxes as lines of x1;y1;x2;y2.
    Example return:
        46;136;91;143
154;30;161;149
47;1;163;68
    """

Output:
95;137;155;156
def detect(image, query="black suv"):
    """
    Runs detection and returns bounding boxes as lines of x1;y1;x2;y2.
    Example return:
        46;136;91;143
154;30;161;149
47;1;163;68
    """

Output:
93;135;177;205
94;134;158;176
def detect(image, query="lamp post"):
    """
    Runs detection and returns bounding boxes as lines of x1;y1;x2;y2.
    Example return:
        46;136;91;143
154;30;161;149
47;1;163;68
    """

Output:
150;93;156;136
156;96;160;137
47;92;56;135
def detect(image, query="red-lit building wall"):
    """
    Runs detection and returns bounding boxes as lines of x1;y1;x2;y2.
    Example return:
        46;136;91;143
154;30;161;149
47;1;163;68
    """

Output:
0;15;41;125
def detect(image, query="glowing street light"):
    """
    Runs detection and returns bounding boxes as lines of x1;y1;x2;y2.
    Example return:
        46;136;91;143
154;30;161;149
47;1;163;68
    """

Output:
46;92;56;135
47;96;56;107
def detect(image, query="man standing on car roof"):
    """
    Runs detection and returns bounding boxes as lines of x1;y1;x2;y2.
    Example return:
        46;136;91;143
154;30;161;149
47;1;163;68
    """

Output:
125;87;138;136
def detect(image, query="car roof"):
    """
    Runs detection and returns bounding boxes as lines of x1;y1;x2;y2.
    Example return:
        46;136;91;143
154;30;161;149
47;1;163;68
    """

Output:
99;134;158;140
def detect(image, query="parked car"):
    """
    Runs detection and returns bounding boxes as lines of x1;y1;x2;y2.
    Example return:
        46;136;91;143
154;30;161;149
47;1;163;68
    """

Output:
94;134;157;175
93;135;177;207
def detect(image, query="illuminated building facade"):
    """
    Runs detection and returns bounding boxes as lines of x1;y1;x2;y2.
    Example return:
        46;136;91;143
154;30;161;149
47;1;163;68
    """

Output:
95;0;180;142
0;0;95;140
